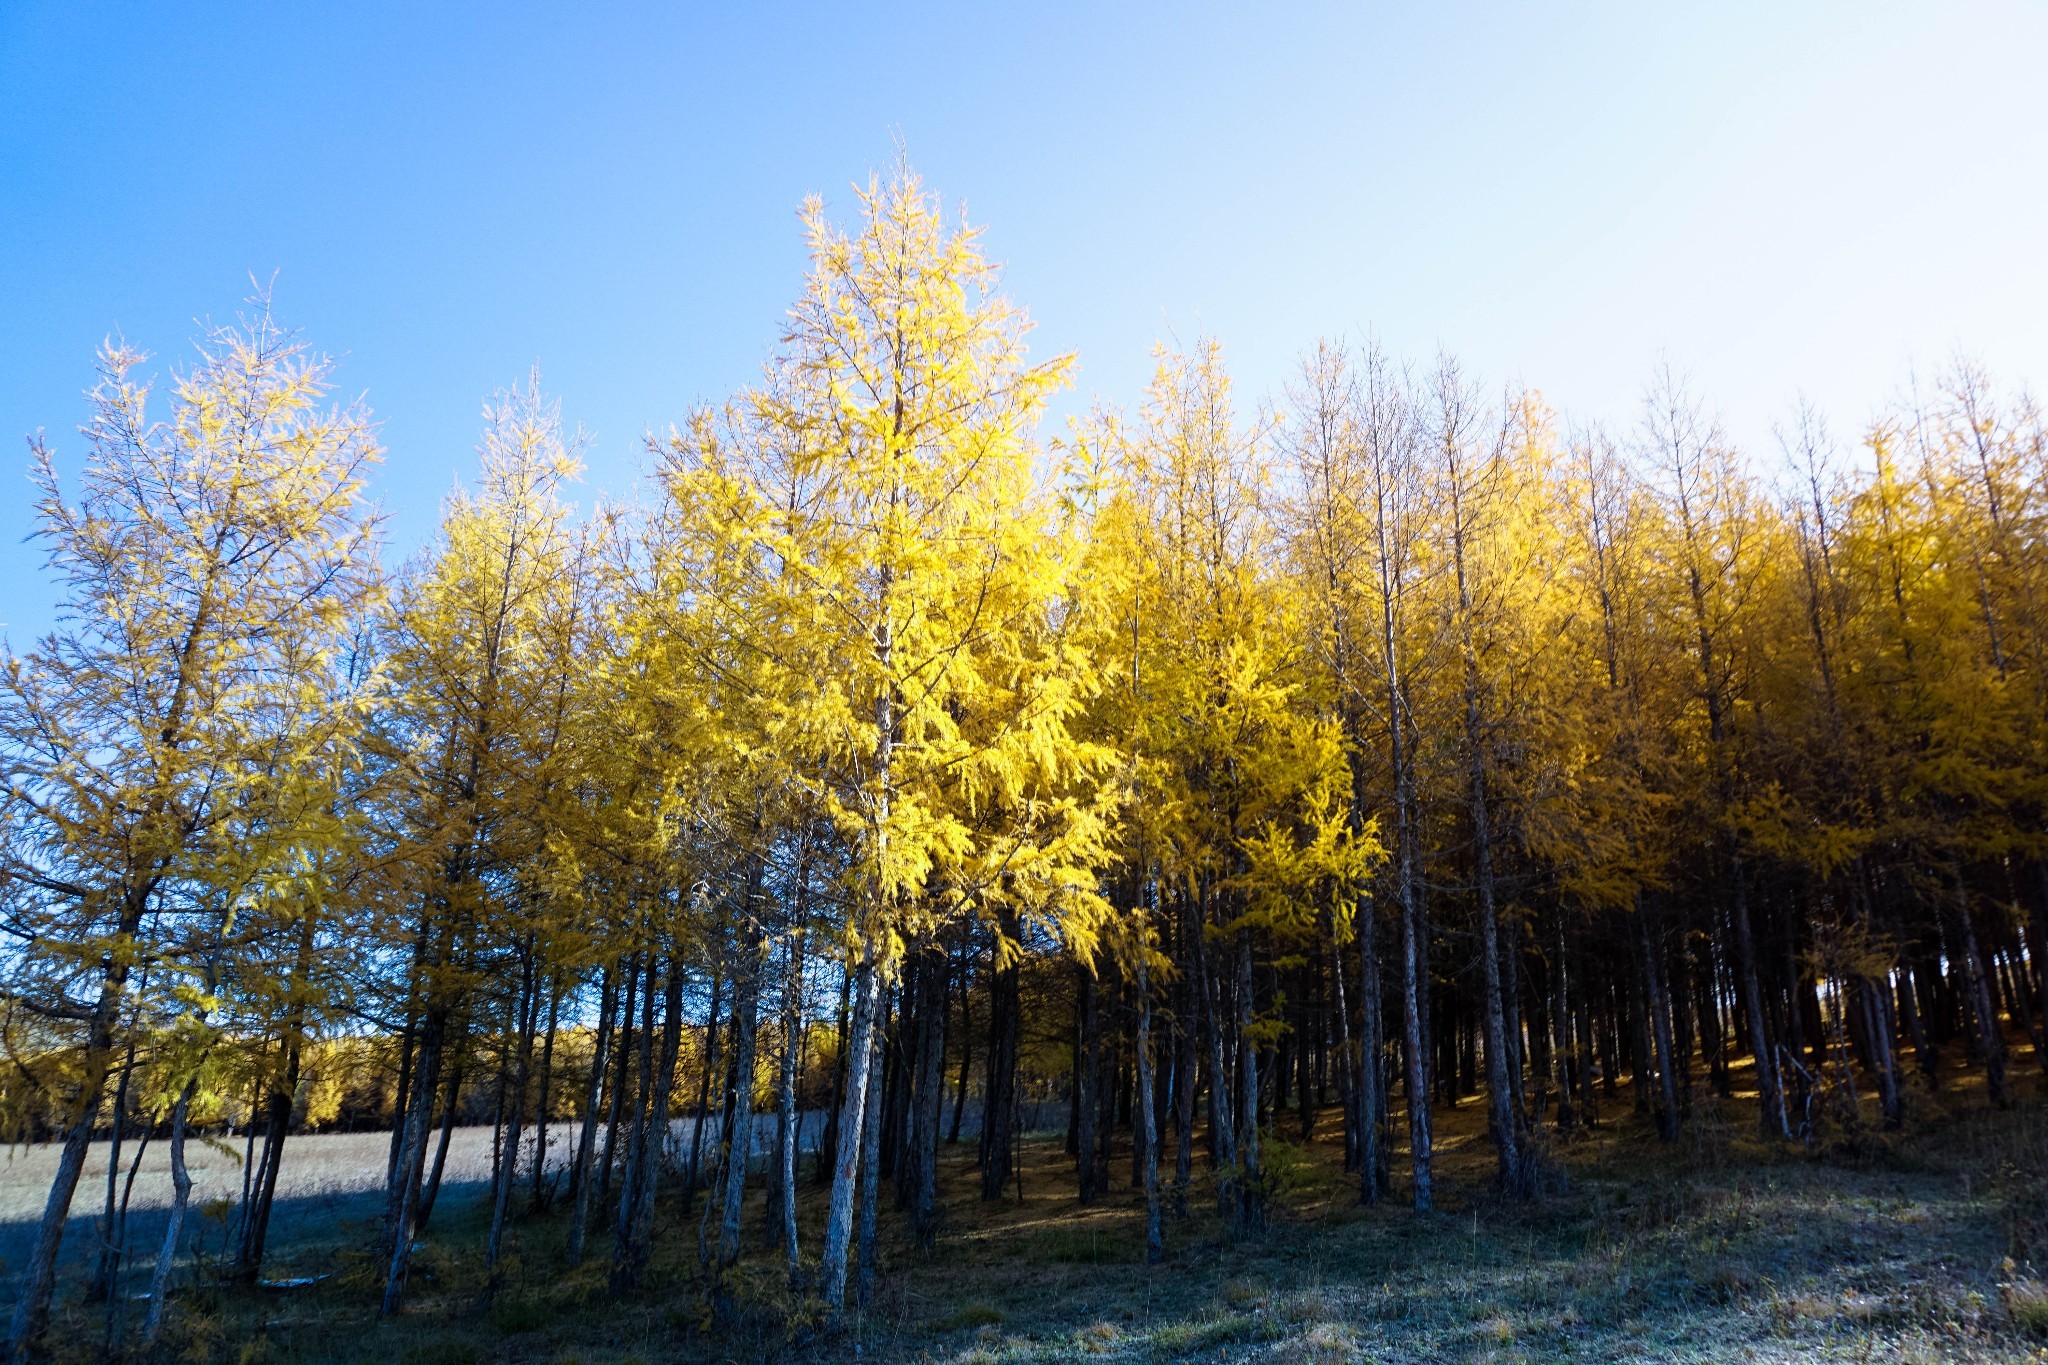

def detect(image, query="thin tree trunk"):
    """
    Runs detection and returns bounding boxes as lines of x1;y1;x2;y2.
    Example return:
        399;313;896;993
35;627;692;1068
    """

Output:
820;941;880;1311
2033;864;2048;1076
1637;905;1681;1142
820;967;852;1186
597;953;640;1215
1171;896;1198;1215
7;894;142;1360
684;966;724;1210
980;909;1022;1202
610;956;659;1284
93;1028;142;1301
1077;962;1100;1204
488;950;540;1275
777;935;804;1283
1398;839;1433;1210
102;1124;154;1358
1470;772;1523;1192
1552;913;1576;1133
142;1084;197;1350
235;1033;297;1283
1953;872;2009;1107
856;978;888;1311
949;931;974;1145
718;920;766;1266
909;937;947;1249
531;971;563;1209
415;1056;464;1233
379;1005;445;1316
1233;930;1264;1236
1729;857;1787;1138
1197;895;1236;1197
1135;938;1163;1264
615;954;685;1291
566;962;618;1265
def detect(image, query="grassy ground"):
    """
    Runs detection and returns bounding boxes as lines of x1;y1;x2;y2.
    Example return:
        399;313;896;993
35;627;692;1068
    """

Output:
35;1071;2048;1364
0;1117;807;1302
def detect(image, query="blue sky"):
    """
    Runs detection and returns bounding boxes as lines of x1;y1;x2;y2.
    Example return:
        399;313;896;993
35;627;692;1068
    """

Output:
3;3;2045;642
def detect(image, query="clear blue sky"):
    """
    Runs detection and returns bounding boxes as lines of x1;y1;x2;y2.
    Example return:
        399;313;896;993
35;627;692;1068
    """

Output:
4;3;2045;642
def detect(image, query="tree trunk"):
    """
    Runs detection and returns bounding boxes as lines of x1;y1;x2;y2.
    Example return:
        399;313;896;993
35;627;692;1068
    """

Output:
1953;873;2009;1107
566;962;618;1265
856;986;888;1311
93;1028;143;1301
820;942;880;1311
1470;774;1524;1193
820;967;852;1186
1551;914;1576;1133
776;934;804;1283
614;955;684;1291
1196;896;1236;1200
1398;841;1433;1211
1076;962;1100;1204
683;966;724;1211
949;931;973;1145
531;971;563;1209
142;1084;196;1351
717;922;766;1266
1232;930;1264;1236
909;937;947;1249
379;1005;445;1316
1172;897;1198;1216
1135;939;1163;1264
488;950;540;1275
1728;857;1787;1138
2033;864;2048;1076
7;892;143;1360
235;1034;296;1283
597;953;640;1214
1637;906;1681;1142
980;909;1022;1202
415;1055;464;1234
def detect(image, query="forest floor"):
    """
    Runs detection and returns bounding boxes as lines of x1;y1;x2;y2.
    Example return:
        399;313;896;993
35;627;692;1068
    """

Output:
25;1069;2048;1364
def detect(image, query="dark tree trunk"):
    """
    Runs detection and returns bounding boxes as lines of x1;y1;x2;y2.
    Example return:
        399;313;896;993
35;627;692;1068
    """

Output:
1637;906;1681;1142
717;919;766;1266
909;937;948;1249
566;962;619;1266
980;909;1022;1202
950;928;974;1145
614;954;685;1291
1076;962;1101;1204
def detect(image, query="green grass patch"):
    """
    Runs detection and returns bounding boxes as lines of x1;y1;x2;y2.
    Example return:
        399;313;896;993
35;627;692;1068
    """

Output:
939;1299;1007;1330
1148;1311;1274;1356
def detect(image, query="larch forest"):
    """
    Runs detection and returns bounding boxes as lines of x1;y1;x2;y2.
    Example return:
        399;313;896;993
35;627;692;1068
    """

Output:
3;166;2048;1364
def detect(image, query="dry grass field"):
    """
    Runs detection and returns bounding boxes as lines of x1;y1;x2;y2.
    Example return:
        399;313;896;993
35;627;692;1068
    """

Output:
0;1116;810;1308
10;1073;2046;1363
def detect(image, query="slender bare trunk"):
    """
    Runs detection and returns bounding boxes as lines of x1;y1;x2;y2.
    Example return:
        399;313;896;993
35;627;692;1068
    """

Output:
142;1085;196;1349
1135;940;1163;1264
820;943;879;1311
415;1057;464;1233
855;983;887;1311
1637;906;1681;1142
717;922;766;1266
909;938;947;1249
566;963;618;1265
488;950;540;1275
777;947;803;1283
